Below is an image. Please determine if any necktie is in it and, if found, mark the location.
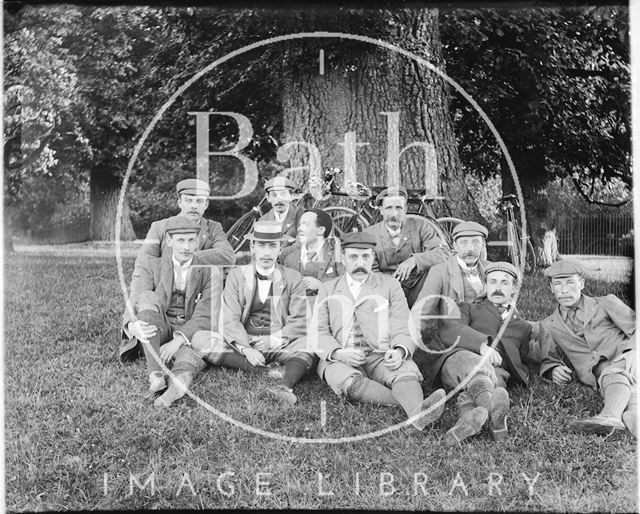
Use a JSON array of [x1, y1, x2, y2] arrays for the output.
[[496, 304, 508, 315], [256, 271, 273, 281], [566, 306, 582, 335]]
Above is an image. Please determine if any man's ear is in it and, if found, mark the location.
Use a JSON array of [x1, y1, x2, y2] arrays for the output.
[[166, 234, 174, 248]]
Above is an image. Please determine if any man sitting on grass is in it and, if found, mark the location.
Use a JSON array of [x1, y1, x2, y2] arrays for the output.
[[137, 178, 235, 265], [433, 262, 532, 446], [194, 220, 316, 406], [538, 260, 636, 437], [311, 231, 446, 432], [120, 215, 223, 408], [279, 208, 343, 303]]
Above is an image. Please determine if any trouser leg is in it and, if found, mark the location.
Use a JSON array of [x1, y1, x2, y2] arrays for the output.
[[137, 309, 171, 375]]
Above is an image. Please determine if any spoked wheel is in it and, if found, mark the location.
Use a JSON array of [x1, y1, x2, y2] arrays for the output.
[[323, 206, 369, 238], [226, 211, 258, 253], [435, 216, 463, 248], [501, 223, 537, 274]]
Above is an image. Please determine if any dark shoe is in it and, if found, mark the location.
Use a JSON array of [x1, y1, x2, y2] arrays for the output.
[[569, 415, 626, 435], [444, 406, 489, 447], [410, 388, 446, 431], [148, 372, 167, 394], [266, 362, 284, 380], [266, 384, 297, 406], [489, 387, 510, 442], [154, 372, 194, 408]]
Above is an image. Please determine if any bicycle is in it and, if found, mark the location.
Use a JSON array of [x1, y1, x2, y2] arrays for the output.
[[486, 193, 536, 274], [225, 168, 343, 253], [321, 178, 455, 249]]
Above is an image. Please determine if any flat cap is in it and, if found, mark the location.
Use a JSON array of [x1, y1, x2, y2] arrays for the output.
[[265, 176, 295, 191], [375, 185, 408, 205], [176, 178, 210, 196], [341, 231, 377, 249], [452, 220, 488, 240], [165, 215, 200, 234], [485, 261, 520, 284], [543, 260, 584, 278], [244, 220, 289, 242]]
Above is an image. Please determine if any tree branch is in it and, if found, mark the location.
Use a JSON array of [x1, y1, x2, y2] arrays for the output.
[[570, 175, 630, 207]]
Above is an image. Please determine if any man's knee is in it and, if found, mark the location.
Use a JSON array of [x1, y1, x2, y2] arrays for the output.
[[171, 345, 206, 375], [287, 352, 318, 371], [191, 330, 228, 365]]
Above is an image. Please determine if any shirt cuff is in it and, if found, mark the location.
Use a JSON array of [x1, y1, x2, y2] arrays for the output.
[[327, 348, 340, 362], [124, 322, 133, 339], [174, 331, 190, 346], [392, 345, 410, 359]]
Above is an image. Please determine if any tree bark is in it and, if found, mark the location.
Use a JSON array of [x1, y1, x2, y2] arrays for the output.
[[90, 167, 136, 241], [280, 9, 479, 219]]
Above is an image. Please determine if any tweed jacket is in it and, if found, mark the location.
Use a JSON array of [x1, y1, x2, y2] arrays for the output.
[[312, 272, 416, 369], [279, 239, 344, 286], [417, 255, 490, 317], [138, 217, 235, 265], [260, 205, 303, 245], [539, 294, 636, 390], [222, 263, 307, 349], [119, 253, 221, 361], [435, 298, 532, 386], [365, 217, 449, 287]]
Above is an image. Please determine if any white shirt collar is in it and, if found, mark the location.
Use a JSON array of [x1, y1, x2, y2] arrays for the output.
[[255, 264, 276, 277], [456, 255, 479, 272], [273, 205, 290, 223], [172, 255, 193, 269], [346, 272, 368, 287], [385, 223, 402, 237]]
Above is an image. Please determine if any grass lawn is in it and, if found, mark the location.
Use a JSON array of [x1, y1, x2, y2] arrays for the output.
[[4, 254, 637, 511]]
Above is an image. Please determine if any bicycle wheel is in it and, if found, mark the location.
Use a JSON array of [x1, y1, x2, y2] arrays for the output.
[[323, 206, 369, 238], [407, 213, 454, 250], [500, 224, 536, 274], [436, 216, 463, 248], [226, 211, 258, 252]]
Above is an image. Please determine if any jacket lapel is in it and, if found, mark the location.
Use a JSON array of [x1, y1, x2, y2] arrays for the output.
[[241, 264, 256, 324], [581, 296, 598, 328], [197, 219, 209, 249], [448, 257, 464, 301], [158, 255, 174, 307], [272, 266, 286, 314]]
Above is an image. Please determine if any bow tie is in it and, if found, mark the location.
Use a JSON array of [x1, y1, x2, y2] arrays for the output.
[[462, 267, 479, 277], [495, 304, 510, 315], [256, 271, 274, 281]]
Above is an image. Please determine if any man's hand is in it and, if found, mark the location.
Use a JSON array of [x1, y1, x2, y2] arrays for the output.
[[384, 348, 404, 370], [393, 256, 417, 282], [128, 320, 157, 342], [479, 342, 502, 367], [159, 337, 183, 364], [334, 348, 366, 367], [241, 346, 266, 367], [550, 365, 573, 385], [302, 276, 322, 292]]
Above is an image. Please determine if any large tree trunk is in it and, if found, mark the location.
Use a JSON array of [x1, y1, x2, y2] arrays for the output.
[[280, 9, 479, 219], [90, 167, 136, 241]]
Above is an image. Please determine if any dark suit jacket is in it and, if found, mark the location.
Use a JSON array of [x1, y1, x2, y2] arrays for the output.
[[428, 297, 532, 387], [260, 205, 303, 246], [138, 217, 235, 265], [222, 263, 307, 349], [539, 294, 636, 390], [119, 253, 222, 362], [279, 239, 344, 289]]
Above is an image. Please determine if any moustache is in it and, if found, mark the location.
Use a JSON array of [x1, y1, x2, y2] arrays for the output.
[[352, 267, 368, 274], [490, 291, 505, 297]]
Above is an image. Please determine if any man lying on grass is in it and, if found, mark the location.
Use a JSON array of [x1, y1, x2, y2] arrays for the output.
[[432, 262, 532, 446], [311, 231, 446, 432], [193, 221, 317, 406], [538, 260, 637, 437], [120, 215, 223, 408]]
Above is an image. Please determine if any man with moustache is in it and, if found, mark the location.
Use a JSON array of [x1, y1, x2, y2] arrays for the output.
[[120, 215, 223, 408], [538, 260, 636, 437], [433, 262, 532, 445], [259, 176, 303, 248], [364, 186, 449, 307], [279, 208, 343, 301], [311, 231, 446, 431], [138, 178, 235, 265], [192, 220, 315, 406]]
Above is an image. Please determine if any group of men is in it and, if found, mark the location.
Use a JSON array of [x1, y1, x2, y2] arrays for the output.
[[120, 177, 637, 444]]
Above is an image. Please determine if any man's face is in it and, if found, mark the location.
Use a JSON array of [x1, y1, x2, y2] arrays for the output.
[[343, 248, 374, 280], [297, 211, 323, 245], [266, 187, 292, 214], [486, 271, 516, 306], [454, 235, 485, 266], [251, 240, 281, 269], [166, 232, 198, 263], [550, 274, 585, 307], [379, 196, 407, 231], [178, 194, 208, 219]]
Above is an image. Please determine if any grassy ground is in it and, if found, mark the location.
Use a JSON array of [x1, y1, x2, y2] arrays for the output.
[[4, 254, 637, 511]]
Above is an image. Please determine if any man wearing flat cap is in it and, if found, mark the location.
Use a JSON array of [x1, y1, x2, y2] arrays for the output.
[[363, 185, 449, 308], [430, 262, 532, 445], [279, 208, 344, 303], [259, 176, 303, 248], [120, 215, 223, 408], [538, 260, 637, 437], [192, 220, 315, 406], [310, 231, 446, 431], [138, 178, 235, 265]]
